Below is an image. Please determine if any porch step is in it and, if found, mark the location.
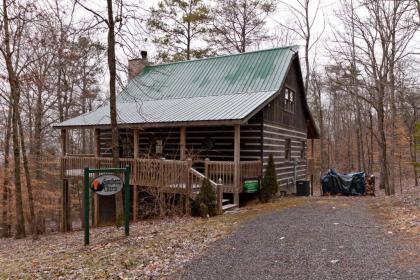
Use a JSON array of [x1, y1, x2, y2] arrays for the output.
[[222, 199, 230, 204], [222, 203, 237, 211]]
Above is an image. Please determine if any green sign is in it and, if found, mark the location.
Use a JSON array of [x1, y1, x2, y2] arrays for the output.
[[243, 179, 260, 193], [84, 166, 131, 246]]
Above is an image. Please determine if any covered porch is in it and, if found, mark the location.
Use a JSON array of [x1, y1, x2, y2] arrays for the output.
[[59, 124, 262, 231]]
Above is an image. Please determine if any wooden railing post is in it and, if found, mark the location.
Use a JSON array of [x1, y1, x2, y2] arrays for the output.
[[160, 158, 165, 187], [185, 158, 192, 215], [216, 178, 223, 215], [59, 129, 72, 232], [204, 158, 209, 177]]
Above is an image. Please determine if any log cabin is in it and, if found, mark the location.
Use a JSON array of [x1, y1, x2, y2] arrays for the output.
[[54, 46, 319, 230]]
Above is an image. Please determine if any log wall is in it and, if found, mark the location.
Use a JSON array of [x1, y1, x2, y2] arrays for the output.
[[262, 57, 309, 193], [97, 121, 262, 163]]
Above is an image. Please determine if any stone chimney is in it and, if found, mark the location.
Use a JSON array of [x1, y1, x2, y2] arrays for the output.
[[128, 51, 149, 80]]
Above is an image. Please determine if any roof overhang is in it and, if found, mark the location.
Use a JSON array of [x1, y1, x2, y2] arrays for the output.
[[53, 91, 276, 130], [54, 119, 244, 130]]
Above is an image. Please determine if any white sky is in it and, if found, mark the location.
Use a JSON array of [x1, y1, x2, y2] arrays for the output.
[[71, 0, 419, 93]]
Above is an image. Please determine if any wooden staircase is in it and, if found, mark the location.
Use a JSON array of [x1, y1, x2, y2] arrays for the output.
[[221, 198, 237, 212], [189, 167, 239, 214]]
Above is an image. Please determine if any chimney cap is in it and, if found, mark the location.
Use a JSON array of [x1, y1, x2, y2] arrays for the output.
[[141, 50, 147, 59]]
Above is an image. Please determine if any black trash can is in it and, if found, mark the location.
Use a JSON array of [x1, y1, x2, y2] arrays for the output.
[[296, 180, 310, 196]]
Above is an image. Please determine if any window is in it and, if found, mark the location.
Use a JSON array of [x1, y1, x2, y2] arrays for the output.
[[155, 139, 163, 155], [300, 141, 306, 159], [284, 88, 295, 113], [285, 139, 291, 160]]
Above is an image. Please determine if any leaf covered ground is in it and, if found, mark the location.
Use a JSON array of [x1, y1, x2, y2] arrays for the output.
[[0, 198, 304, 279], [369, 184, 420, 269]]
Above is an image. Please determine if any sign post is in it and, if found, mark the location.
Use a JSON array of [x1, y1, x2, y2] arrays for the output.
[[83, 166, 131, 246]]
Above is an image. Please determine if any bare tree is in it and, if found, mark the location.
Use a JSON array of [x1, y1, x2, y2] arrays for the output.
[[75, 0, 144, 226], [276, 0, 324, 93], [0, 0, 31, 238], [329, 0, 417, 195], [0, 100, 12, 237]]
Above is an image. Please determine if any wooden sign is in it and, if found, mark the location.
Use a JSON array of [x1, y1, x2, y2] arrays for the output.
[[243, 178, 260, 193], [91, 174, 123, 196]]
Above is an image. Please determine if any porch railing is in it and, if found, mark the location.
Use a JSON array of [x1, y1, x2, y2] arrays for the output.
[[205, 159, 262, 189], [61, 156, 261, 196]]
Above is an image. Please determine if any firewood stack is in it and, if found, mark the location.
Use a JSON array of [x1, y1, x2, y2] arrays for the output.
[[365, 175, 375, 196]]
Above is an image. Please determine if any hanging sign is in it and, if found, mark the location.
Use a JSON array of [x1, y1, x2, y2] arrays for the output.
[[91, 174, 123, 196]]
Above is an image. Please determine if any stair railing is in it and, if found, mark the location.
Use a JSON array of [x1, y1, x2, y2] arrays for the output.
[[189, 167, 224, 215]]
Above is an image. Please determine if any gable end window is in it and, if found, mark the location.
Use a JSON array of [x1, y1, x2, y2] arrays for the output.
[[284, 87, 295, 113]]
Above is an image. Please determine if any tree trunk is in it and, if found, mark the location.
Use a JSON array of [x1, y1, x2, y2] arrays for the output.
[[377, 106, 392, 195], [304, 0, 310, 94], [1, 102, 12, 238], [409, 133, 419, 187], [2, 0, 25, 239], [368, 110, 374, 175], [33, 87, 43, 179], [18, 111, 37, 240], [319, 94, 327, 172], [106, 0, 123, 227], [388, 7, 397, 196]]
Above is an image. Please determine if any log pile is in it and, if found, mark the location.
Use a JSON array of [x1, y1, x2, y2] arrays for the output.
[[365, 175, 375, 196]]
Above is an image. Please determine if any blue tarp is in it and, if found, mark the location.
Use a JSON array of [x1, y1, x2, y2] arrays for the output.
[[321, 169, 365, 195]]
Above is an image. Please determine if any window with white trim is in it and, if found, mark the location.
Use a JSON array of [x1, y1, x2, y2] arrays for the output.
[[284, 87, 295, 113]]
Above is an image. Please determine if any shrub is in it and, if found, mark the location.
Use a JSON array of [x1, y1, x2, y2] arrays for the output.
[[260, 154, 278, 203], [192, 179, 216, 217]]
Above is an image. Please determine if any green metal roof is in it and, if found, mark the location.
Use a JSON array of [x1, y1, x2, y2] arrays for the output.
[[118, 46, 296, 102], [55, 47, 303, 128]]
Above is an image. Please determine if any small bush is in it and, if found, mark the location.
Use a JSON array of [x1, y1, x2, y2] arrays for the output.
[[192, 179, 216, 217], [260, 154, 278, 203]]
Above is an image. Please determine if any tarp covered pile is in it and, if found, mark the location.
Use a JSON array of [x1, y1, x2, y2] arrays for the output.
[[321, 169, 366, 196]]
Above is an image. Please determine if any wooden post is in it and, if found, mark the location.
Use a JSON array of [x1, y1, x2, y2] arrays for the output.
[[133, 129, 139, 158], [60, 129, 72, 232], [217, 178, 223, 215], [93, 128, 100, 227], [180, 126, 186, 160], [233, 124, 240, 206], [185, 158, 192, 215], [133, 129, 139, 222], [311, 138, 315, 196], [204, 158, 209, 177], [60, 179, 71, 232], [61, 129, 67, 156]]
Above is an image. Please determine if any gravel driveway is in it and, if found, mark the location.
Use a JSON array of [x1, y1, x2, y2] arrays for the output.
[[180, 198, 420, 280]]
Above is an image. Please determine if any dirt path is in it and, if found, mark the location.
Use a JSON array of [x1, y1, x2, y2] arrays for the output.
[[180, 198, 420, 280]]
